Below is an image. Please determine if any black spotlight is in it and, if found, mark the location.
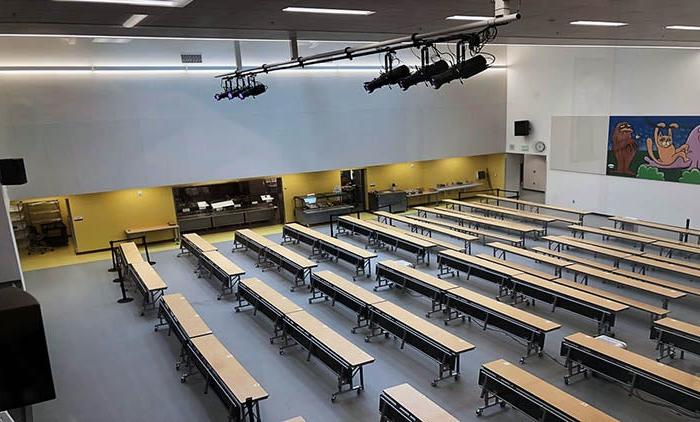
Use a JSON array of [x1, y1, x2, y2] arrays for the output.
[[238, 83, 267, 99], [398, 60, 449, 91], [430, 55, 488, 90], [214, 91, 228, 101], [364, 65, 411, 94]]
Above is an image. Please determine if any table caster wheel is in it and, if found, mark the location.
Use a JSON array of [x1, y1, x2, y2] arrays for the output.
[[384, 333, 390, 339], [279, 350, 285, 355], [364, 337, 370, 343], [351, 329, 356, 334], [180, 377, 186, 384], [431, 381, 437, 387], [476, 409, 483, 416], [331, 395, 337, 402], [564, 378, 569, 385], [176, 363, 181, 370], [235, 309, 240, 313], [154, 327, 158, 332], [140, 312, 145, 317], [454, 374, 460, 381], [500, 402, 506, 408], [519, 357, 525, 364], [357, 389, 361, 396]]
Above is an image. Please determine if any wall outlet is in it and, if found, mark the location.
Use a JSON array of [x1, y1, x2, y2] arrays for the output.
[[520, 145, 530, 152]]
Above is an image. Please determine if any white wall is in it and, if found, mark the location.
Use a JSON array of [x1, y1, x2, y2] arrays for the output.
[[507, 45, 700, 224], [0, 38, 507, 199]]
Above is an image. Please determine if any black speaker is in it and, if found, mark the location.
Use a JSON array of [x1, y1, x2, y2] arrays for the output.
[[0, 288, 56, 411], [514, 120, 530, 137], [0, 158, 27, 185]]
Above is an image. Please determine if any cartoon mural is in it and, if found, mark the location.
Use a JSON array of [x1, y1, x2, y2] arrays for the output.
[[606, 116, 700, 184]]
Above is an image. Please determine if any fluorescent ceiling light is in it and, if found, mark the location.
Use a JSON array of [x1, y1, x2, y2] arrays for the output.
[[282, 7, 375, 16], [92, 37, 132, 43], [122, 14, 148, 28], [666, 25, 700, 31], [570, 20, 628, 27], [445, 15, 492, 21], [52, 0, 193, 7]]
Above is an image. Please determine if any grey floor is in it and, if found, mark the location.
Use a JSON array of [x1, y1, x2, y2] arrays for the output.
[[25, 213, 700, 422]]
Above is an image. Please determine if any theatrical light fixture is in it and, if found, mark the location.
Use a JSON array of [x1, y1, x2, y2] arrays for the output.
[[446, 15, 492, 21], [666, 25, 700, 31], [238, 83, 267, 99], [363, 65, 410, 93], [282, 7, 375, 16], [398, 60, 449, 90], [570, 20, 628, 27], [430, 54, 488, 90], [122, 14, 148, 28]]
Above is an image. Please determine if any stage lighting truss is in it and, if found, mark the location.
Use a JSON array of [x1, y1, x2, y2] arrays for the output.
[[214, 2, 518, 100]]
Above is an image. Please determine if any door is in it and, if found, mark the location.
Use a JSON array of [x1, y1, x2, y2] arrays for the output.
[[523, 154, 547, 192]]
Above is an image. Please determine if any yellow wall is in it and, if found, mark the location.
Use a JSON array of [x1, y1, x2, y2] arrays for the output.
[[281, 170, 340, 223], [68, 187, 177, 253], [366, 153, 506, 195]]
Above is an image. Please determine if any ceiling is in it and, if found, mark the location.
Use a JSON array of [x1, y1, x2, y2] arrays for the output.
[[2, 1, 700, 45]]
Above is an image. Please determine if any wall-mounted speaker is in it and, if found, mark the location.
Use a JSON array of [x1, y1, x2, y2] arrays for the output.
[[0, 288, 56, 411], [0, 159, 27, 185], [514, 120, 531, 137]]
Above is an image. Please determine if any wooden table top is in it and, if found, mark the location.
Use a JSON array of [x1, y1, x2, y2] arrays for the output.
[[534, 247, 618, 273], [482, 359, 618, 421], [652, 240, 700, 255], [266, 243, 318, 269], [382, 383, 459, 422], [240, 278, 303, 315], [448, 287, 560, 332], [610, 216, 700, 236], [125, 223, 179, 235], [162, 293, 212, 338], [235, 229, 277, 248], [440, 207, 540, 233], [614, 268, 700, 297], [488, 242, 575, 268], [476, 195, 591, 215], [286, 310, 375, 367], [374, 212, 478, 242], [202, 251, 245, 277], [567, 236, 643, 256], [513, 273, 629, 313], [440, 250, 524, 277], [476, 254, 557, 280], [191, 335, 269, 403], [285, 223, 377, 259], [363, 220, 436, 248], [444, 199, 557, 223], [372, 301, 475, 353], [281, 418, 306, 422], [655, 317, 700, 338], [567, 264, 685, 299], [130, 261, 167, 291], [314, 270, 385, 306], [120, 242, 144, 265], [642, 252, 700, 271], [550, 277, 669, 317], [378, 260, 458, 292], [625, 255, 700, 278], [543, 236, 633, 260], [565, 332, 700, 393], [569, 225, 656, 244], [183, 233, 217, 252]]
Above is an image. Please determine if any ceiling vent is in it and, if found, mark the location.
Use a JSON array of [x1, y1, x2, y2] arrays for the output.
[[181, 54, 203, 64]]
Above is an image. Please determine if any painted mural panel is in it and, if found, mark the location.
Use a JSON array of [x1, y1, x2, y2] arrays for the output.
[[607, 116, 700, 184]]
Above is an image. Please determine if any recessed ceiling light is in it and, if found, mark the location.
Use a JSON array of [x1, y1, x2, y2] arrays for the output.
[[666, 25, 700, 31], [445, 15, 492, 21], [52, 0, 193, 7], [122, 14, 148, 28], [570, 20, 628, 27], [282, 7, 375, 16]]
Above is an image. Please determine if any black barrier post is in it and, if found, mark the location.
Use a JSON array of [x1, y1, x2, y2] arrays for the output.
[[685, 219, 691, 243], [108, 240, 117, 272], [116, 264, 134, 304], [141, 235, 155, 265]]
